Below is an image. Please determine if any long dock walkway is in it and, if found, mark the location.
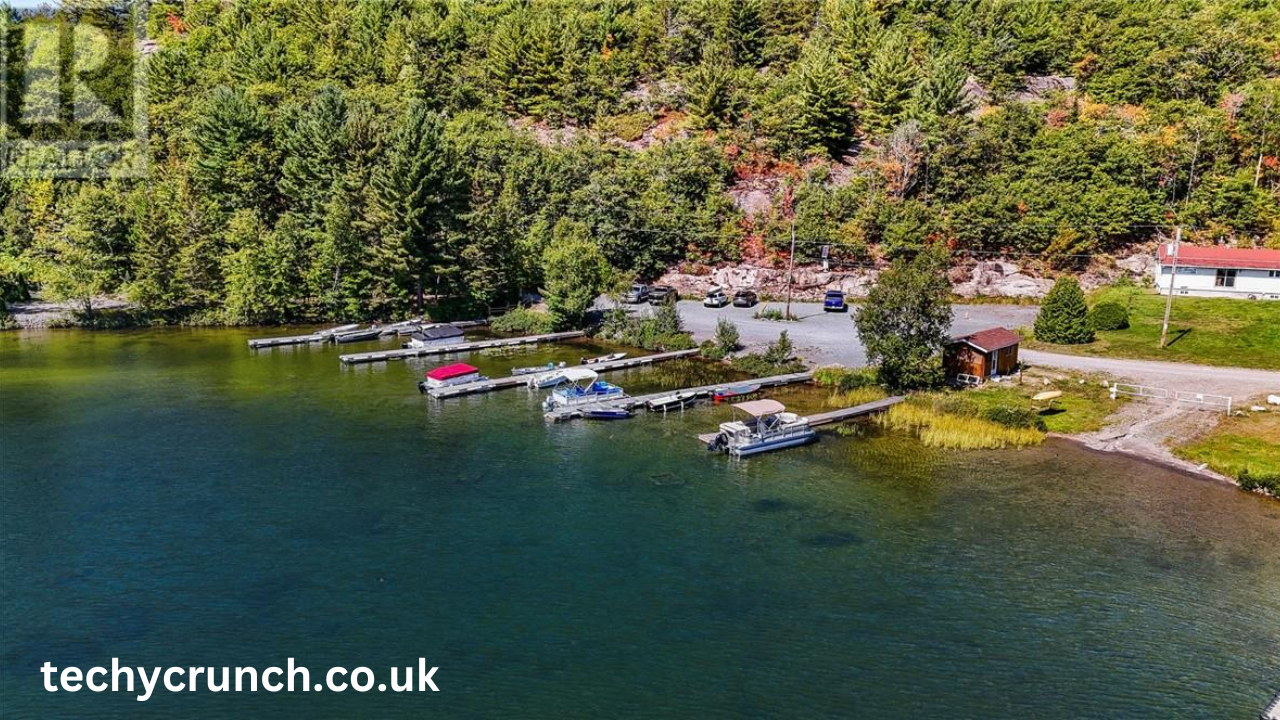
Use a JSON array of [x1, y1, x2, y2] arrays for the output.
[[340, 331, 585, 365], [544, 370, 814, 422], [1263, 687, 1280, 720], [694, 395, 904, 444], [249, 319, 487, 349], [428, 349, 699, 398]]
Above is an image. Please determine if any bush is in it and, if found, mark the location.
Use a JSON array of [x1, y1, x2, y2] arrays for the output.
[[982, 404, 1048, 431], [490, 307, 556, 334], [730, 353, 807, 376], [598, 304, 695, 351], [763, 330, 794, 365], [1034, 276, 1094, 344], [1238, 468, 1280, 496], [813, 366, 878, 391], [713, 317, 740, 355], [754, 307, 784, 321], [1087, 301, 1130, 331]]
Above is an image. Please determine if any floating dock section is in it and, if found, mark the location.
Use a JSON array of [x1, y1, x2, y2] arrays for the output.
[[693, 396, 904, 445], [428, 349, 699, 398], [1263, 688, 1280, 720], [544, 370, 814, 422], [340, 331, 586, 365], [249, 320, 486, 349]]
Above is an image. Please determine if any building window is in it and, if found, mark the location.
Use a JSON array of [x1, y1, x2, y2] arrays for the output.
[[1215, 268, 1237, 287], [1270, 270, 1280, 278]]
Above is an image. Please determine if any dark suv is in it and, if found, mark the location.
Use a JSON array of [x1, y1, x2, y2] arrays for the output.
[[649, 286, 678, 305], [732, 289, 758, 308]]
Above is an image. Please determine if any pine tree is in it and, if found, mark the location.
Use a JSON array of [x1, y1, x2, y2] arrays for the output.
[[279, 85, 350, 223], [685, 59, 735, 129], [792, 42, 855, 155], [371, 102, 464, 308], [821, 0, 882, 70], [910, 53, 972, 122], [1034, 276, 1094, 344], [726, 0, 764, 66], [862, 30, 918, 137], [191, 86, 277, 210]]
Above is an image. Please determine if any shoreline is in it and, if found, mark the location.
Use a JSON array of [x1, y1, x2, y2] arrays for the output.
[[1052, 433, 1236, 487]]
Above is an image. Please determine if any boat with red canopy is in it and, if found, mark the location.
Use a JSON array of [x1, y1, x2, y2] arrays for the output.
[[418, 363, 487, 392]]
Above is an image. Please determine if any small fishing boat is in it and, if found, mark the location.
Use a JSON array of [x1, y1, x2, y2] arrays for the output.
[[511, 361, 566, 376], [646, 391, 701, 412], [317, 323, 360, 338], [705, 399, 816, 457], [584, 407, 633, 420], [542, 368, 626, 410], [580, 352, 627, 365], [333, 327, 382, 344], [712, 383, 761, 403], [418, 363, 487, 393], [404, 325, 464, 349]]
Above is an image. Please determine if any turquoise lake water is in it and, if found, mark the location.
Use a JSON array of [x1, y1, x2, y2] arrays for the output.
[[2, 328, 1278, 718]]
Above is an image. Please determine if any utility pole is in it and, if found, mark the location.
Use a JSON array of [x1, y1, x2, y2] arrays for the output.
[[1159, 225, 1181, 348], [784, 219, 796, 321]]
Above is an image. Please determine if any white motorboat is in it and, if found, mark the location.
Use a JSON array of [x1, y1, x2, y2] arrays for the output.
[[511, 361, 566, 377], [705, 399, 816, 457], [404, 325, 464, 349], [646, 391, 701, 412], [579, 352, 627, 365]]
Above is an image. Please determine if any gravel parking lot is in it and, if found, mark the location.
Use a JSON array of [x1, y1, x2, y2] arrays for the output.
[[615, 298, 1040, 367]]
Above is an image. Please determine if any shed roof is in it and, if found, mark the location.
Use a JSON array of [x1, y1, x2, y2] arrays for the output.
[[733, 399, 786, 417], [1157, 245, 1280, 270], [950, 327, 1021, 353]]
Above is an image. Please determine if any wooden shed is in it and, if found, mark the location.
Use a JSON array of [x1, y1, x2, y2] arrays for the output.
[[944, 327, 1021, 382]]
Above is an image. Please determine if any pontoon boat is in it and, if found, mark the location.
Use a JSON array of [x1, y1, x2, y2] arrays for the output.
[[705, 399, 816, 457], [541, 368, 626, 410]]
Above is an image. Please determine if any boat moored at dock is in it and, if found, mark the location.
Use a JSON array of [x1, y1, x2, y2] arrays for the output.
[[580, 352, 627, 365], [712, 383, 761, 403], [512, 361, 566, 376], [646, 391, 702, 412], [705, 399, 816, 457], [418, 363, 488, 393], [333, 327, 384, 344], [541, 368, 626, 410], [584, 407, 634, 420], [404, 325, 465, 349]]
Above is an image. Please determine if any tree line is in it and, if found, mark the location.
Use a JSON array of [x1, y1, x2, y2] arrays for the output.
[[1, 0, 1277, 324]]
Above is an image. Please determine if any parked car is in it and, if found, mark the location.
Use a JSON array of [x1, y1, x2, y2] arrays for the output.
[[732, 289, 759, 308], [703, 287, 730, 308], [622, 283, 650, 303], [649, 286, 678, 305], [823, 289, 847, 312]]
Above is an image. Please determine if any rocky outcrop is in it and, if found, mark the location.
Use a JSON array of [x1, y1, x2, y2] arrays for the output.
[[950, 261, 1053, 298], [655, 264, 878, 301]]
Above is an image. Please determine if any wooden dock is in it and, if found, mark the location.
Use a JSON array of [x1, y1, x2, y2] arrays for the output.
[[544, 370, 814, 422], [340, 331, 586, 365], [428, 349, 699, 398], [249, 319, 487, 349], [695, 396, 904, 444], [1263, 687, 1280, 720]]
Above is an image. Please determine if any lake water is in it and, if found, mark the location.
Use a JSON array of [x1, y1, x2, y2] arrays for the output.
[[2, 328, 1278, 718]]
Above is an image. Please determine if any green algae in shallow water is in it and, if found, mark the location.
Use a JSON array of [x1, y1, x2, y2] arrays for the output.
[[1, 328, 1279, 719]]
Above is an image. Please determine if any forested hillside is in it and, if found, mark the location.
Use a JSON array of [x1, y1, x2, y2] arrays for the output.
[[2, 0, 1278, 323]]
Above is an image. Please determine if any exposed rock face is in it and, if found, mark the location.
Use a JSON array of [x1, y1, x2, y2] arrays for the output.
[[951, 261, 1053, 298], [655, 264, 878, 301]]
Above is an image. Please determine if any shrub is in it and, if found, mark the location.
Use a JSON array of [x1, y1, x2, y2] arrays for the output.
[[699, 340, 727, 361], [490, 307, 556, 334], [730, 353, 807, 376], [763, 330, 794, 365], [982, 405, 1048, 431], [1034, 276, 1094, 344], [598, 304, 695, 351], [713, 317, 740, 355], [754, 307, 784, 321], [1087, 301, 1130, 331], [813, 366, 878, 391], [1238, 468, 1280, 496]]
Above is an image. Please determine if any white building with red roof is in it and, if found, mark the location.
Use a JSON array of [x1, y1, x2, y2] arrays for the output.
[[1155, 245, 1280, 300]]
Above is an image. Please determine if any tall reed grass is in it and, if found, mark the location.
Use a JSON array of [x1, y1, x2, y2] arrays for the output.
[[877, 402, 1044, 450], [825, 387, 888, 408]]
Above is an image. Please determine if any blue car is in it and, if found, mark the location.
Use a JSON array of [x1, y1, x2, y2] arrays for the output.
[[823, 290, 847, 312]]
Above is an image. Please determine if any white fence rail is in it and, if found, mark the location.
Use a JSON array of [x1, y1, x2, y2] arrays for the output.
[[1109, 383, 1232, 415], [1175, 391, 1233, 414], [1110, 383, 1169, 400], [954, 373, 984, 387]]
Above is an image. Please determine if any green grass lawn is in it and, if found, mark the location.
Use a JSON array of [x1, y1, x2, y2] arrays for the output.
[[1175, 412, 1280, 478], [1024, 285, 1280, 370], [961, 375, 1122, 435]]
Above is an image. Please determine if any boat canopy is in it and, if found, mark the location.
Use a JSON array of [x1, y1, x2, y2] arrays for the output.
[[558, 367, 598, 384], [426, 363, 480, 381], [421, 325, 464, 340], [732, 399, 786, 417]]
